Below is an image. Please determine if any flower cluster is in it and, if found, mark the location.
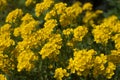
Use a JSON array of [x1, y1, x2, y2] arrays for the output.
[[35, 0, 54, 17], [0, 74, 7, 80], [5, 9, 23, 24], [17, 49, 38, 72], [0, 0, 120, 80], [67, 49, 96, 77], [39, 34, 62, 59], [73, 26, 88, 41], [45, 2, 82, 27], [25, 0, 36, 7], [54, 68, 69, 80]]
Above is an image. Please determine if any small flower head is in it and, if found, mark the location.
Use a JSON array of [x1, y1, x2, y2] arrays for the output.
[[83, 2, 93, 11], [6, 9, 23, 24], [54, 68, 69, 80]]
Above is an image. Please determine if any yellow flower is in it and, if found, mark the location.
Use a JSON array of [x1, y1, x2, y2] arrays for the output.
[[95, 10, 103, 14], [0, 53, 8, 70], [39, 34, 62, 59], [54, 68, 69, 80], [112, 34, 120, 50], [54, 2, 67, 15], [83, 10, 102, 24], [0, 52, 15, 74], [108, 50, 120, 65], [39, 19, 58, 40], [59, 13, 71, 26], [44, 10, 57, 20], [63, 28, 73, 36], [35, 0, 54, 17], [68, 49, 96, 76], [5, 9, 23, 23], [0, 74, 7, 80], [0, 24, 11, 32], [92, 25, 111, 44], [105, 62, 116, 79], [83, 2, 93, 11], [59, 2, 82, 26], [94, 54, 107, 64], [25, 0, 36, 6], [74, 26, 88, 41], [20, 20, 39, 38], [21, 13, 35, 23], [0, 24, 15, 50], [44, 19, 57, 28], [17, 49, 38, 72], [13, 27, 20, 37], [93, 54, 107, 78], [66, 41, 74, 47], [14, 13, 40, 38]]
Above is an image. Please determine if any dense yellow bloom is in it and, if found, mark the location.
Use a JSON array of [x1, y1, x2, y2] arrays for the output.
[[94, 54, 107, 64], [45, 2, 82, 24], [54, 68, 69, 80], [112, 34, 120, 50], [41, 19, 57, 39], [5, 9, 23, 23], [112, 21, 120, 33], [67, 2, 82, 16], [92, 15, 120, 44], [44, 19, 57, 28], [44, 1, 82, 26], [1, 0, 120, 79], [103, 15, 120, 34], [21, 13, 35, 23], [54, 2, 67, 15], [44, 1, 67, 20], [14, 13, 39, 37], [63, 28, 73, 36], [68, 49, 96, 76], [83, 10, 103, 23], [44, 10, 57, 21], [73, 26, 88, 41], [0, 52, 15, 74], [0, 53, 8, 70], [19, 20, 39, 38], [0, 24, 15, 51], [17, 49, 38, 72], [45, 2, 67, 21], [0, 74, 7, 80], [25, 0, 36, 6], [83, 2, 93, 11], [93, 54, 107, 78], [35, 0, 54, 17], [104, 62, 116, 79], [39, 34, 62, 59], [108, 50, 120, 64], [15, 19, 57, 52], [60, 2, 82, 26], [92, 24, 111, 44], [101, 15, 120, 34], [103, 15, 118, 25], [0, 24, 11, 33], [15, 33, 40, 52]]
